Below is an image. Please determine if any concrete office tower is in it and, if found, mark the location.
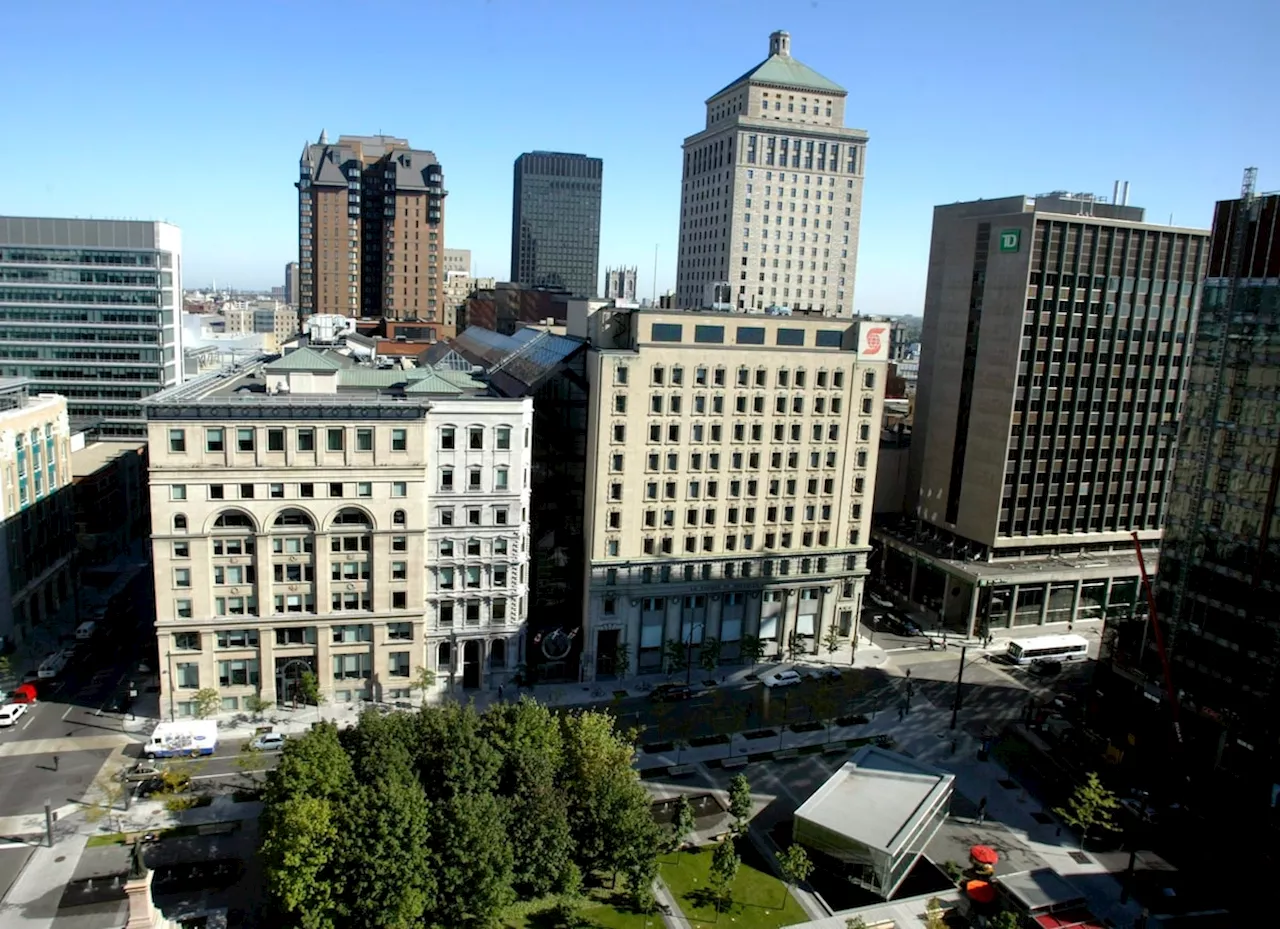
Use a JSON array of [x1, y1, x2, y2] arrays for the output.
[[297, 132, 446, 322], [1099, 181, 1280, 791], [0, 216, 183, 436], [573, 303, 889, 679], [876, 192, 1208, 637], [675, 31, 868, 315], [0, 383, 76, 650], [603, 266, 638, 303], [144, 348, 532, 717], [284, 261, 299, 307], [510, 152, 603, 298], [443, 249, 471, 275]]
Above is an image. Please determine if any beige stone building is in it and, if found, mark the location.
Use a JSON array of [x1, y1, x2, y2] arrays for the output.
[[443, 271, 496, 332], [572, 304, 890, 677], [144, 348, 532, 718], [675, 31, 868, 315], [0, 382, 77, 651]]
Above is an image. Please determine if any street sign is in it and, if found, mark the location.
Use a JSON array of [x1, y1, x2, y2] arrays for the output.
[[999, 229, 1021, 252]]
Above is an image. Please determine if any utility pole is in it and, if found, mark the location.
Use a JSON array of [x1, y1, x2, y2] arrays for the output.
[[44, 799, 54, 848], [950, 646, 967, 730]]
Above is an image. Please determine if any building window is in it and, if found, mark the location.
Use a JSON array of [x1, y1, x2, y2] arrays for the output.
[[391, 429, 407, 451], [356, 428, 373, 451], [173, 514, 187, 532], [237, 428, 255, 452], [388, 622, 412, 640], [441, 426, 456, 450], [173, 541, 189, 558], [175, 663, 200, 689], [495, 467, 509, 490], [327, 428, 344, 451], [168, 429, 186, 453], [218, 659, 260, 688], [469, 427, 484, 450], [358, 482, 372, 497], [170, 485, 187, 501], [174, 631, 199, 650], [392, 591, 408, 609], [174, 568, 191, 588], [268, 429, 285, 451], [205, 428, 224, 452], [175, 599, 193, 619], [392, 482, 407, 497], [297, 428, 315, 451], [388, 652, 410, 677], [496, 427, 511, 450]]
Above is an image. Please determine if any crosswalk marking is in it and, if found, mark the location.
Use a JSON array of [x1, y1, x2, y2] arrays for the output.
[[0, 735, 132, 757]]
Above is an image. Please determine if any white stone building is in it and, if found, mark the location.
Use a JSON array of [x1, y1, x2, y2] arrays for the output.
[[144, 347, 532, 718], [675, 31, 868, 315]]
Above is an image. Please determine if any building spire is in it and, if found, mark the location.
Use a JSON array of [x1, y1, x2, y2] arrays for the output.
[[769, 30, 791, 58], [318, 128, 328, 145]]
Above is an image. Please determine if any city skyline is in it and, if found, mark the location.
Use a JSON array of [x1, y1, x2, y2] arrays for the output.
[[1, 1, 1272, 315]]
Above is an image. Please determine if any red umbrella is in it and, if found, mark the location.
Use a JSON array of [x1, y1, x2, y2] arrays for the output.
[[966, 880, 997, 903], [970, 844, 999, 865]]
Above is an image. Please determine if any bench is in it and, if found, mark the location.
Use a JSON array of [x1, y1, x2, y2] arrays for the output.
[[822, 741, 848, 754], [667, 764, 697, 777], [773, 748, 799, 760], [721, 756, 750, 770]]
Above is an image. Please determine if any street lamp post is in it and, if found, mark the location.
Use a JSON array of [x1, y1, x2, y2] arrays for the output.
[[165, 650, 175, 722]]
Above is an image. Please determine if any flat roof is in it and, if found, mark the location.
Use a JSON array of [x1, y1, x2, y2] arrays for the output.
[[72, 440, 144, 478], [794, 746, 954, 855], [998, 869, 1087, 913]]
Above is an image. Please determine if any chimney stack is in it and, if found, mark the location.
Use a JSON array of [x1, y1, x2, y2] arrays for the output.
[[1112, 180, 1120, 204], [1122, 181, 1130, 206]]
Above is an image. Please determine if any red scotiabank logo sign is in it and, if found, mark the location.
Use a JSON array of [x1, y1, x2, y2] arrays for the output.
[[863, 326, 887, 356]]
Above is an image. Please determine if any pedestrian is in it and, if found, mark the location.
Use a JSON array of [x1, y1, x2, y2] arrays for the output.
[[52, 754, 59, 772], [976, 796, 987, 824], [497, 684, 504, 701], [898, 704, 905, 721]]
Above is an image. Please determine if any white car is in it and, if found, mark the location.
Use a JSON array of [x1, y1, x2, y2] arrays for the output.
[[0, 703, 28, 727], [762, 669, 803, 689]]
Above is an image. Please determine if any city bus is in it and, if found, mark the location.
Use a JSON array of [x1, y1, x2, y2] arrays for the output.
[[1005, 634, 1089, 665]]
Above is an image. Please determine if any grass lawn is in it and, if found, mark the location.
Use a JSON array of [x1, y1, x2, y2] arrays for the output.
[[659, 845, 807, 928], [84, 822, 209, 848], [502, 884, 665, 929]]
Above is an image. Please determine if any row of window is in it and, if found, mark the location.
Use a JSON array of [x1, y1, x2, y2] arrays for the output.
[[602, 554, 857, 586], [617, 364, 861, 390], [171, 653, 416, 690], [613, 420, 849, 445], [634, 392, 855, 417], [172, 623, 415, 651], [612, 448, 871, 477], [170, 503, 518, 535], [171, 482, 412, 502]]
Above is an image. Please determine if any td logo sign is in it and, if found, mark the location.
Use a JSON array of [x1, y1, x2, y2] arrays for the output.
[[999, 229, 1021, 253]]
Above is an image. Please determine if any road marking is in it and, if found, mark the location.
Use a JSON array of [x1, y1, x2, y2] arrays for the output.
[[61, 704, 75, 721], [0, 735, 131, 757], [20, 710, 35, 731]]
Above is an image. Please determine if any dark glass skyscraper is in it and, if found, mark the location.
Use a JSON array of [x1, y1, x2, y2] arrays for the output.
[[510, 152, 602, 298]]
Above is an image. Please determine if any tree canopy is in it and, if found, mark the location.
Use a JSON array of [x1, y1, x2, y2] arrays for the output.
[[259, 698, 661, 929]]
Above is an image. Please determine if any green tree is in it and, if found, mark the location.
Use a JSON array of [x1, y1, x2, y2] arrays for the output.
[[1054, 771, 1120, 850], [622, 855, 657, 913], [662, 638, 686, 676], [740, 634, 766, 667], [777, 844, 813, 906], [0, 654, 12, 683], [989, 911, 1021, 929], [846, 918, 870, 929], [728, 774, 753, 833], [295, 671, 325, 714], [560, 711, 662, 883], [413, 665, 436, 706], [193, 687, 221, 719], [244, 693, 273, 720], [822, 623, 844, 655], [698, 637, 722, 674], [709, 838, 740, 911], [612, 640, 631, 678], [785, 631, 804, 662], [671, 794, 696, 854], [260, 795, 343, 929], [412, 702, 501, 801], [429, 792, 515, 929], [924, 897, 948, 929]]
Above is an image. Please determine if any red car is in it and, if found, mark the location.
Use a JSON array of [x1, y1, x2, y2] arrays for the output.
[[9, 682, 38, 704]]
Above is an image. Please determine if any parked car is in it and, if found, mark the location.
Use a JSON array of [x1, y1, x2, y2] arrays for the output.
[[648, 683, 695, 702], [868, 593, 895, 610], [0, 703, 28, 727], [762, 669, 803, 689], [249, 732, 287, 752], [1029, 659, 1063, 677], [806, 667, 842, 683]]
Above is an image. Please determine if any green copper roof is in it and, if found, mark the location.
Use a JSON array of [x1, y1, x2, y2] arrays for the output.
[[264, 348, 344, 372], [714, 54, 845, 98]]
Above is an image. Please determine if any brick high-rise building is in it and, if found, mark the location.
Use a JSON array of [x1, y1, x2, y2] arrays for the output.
[[297, 132, 446, 323], [675, 31, 868, 315]]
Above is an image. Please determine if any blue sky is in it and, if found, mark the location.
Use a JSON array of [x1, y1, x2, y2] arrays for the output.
[[1, 0, 1275, 315]]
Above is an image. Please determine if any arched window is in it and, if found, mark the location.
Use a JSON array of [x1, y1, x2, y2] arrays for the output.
[[212, 510, 255, 530], [331, 508, 371, 528], [392, 509, 406, 526], [173, 514, 188, 532], [273, 508, 314, 529], [437, 641, 452, 671]]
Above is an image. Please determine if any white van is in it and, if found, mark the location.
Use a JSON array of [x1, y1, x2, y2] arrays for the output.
[[75, 621, 97, 641], [143, 720, 219, 758], [37, 650, 71, 679]]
